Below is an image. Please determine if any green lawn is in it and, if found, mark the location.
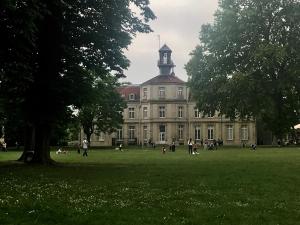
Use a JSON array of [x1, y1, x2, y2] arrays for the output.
[[0, 147, 300, 225]]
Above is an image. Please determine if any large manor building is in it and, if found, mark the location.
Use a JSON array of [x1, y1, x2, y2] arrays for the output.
[[86, 44, 256, 147]]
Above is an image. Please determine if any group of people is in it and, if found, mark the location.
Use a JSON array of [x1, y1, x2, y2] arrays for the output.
[[160, 138, 223, 155], [60, 137, 258, 156], [56, 148, 68, 154], [161, 141, 176, 154], [188, 138, 200, 155]]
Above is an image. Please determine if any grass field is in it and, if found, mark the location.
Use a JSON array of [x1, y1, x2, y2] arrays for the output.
[[0, 147, 300, 225]]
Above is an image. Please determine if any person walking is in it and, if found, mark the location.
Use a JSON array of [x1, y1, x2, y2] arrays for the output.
[[188, 138, 193, 155], [82, 138, 88, 157]]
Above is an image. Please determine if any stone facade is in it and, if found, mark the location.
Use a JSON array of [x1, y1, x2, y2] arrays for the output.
[[86, 44, 256, 147]]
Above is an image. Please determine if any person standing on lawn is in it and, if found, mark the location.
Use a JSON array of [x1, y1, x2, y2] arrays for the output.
[[188, 138, 193, 155], [82, 138, 88, 157]]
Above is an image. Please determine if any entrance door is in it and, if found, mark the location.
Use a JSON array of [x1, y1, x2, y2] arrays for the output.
[[159, 125, 166, 144]]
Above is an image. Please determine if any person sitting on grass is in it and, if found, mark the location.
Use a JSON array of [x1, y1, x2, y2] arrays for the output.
[[251, 144, 257, 150], [193, 143, 199, 155], [162, 145, 166, 154], [2, 142, 7, 152], [56, 148, 62, 154], [208, 142, 214, 150], [56, 147, 68, 154]]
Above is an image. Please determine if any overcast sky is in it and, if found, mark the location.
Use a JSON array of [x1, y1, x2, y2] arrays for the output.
[[123, 0, 219, 84]]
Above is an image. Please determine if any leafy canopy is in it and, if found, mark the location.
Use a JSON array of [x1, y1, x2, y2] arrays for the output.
[[0, 0, 155, 163], [78, 75, 126, 143], [186, 0, 300, 138]]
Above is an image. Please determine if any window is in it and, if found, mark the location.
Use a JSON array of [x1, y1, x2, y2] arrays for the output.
[[159, 125, 166, 142], [128, 107, 135, 119], [207, 111, 214, 118], [194, 108, 201, 118], [99, 132, 105, 141], [163, 53, 168, 64], [129, 93, 135, 100], [227, 125, 233, 140], [241, 125, 248, 140], [143, 126, 148, 141], [143, 107, 148, 118], [195, 126, 201, 140], [159, 87, 165, 98], [159, 106, 165, 118], [177, 87, 183, 98], [116, 129, 123, 140], [178, 125, 184, 140], [143, 88, 148, 99], [208, 125, 214, 140], [178, 106, 183, 118], [129, 126, 135, 140]]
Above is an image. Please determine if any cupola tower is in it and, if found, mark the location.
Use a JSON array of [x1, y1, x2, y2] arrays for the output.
[[157, 44, 175, 75]]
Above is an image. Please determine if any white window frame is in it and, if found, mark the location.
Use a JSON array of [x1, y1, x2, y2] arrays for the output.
[[99, 132, 105, 141], [128, 107, 135, 119], [159, 125, 166, 142], [143, 88, 148, 99], [195, 126, 201, 140], [129, 93, 135, 100], [159, 87, 165, 98], [178, 125, 184, 140], [178, 106, 183, 118], [241, 125, 248, 141], [177, 87, 183, 97], [129, 126, 135, 140], [116, 129, 123, 140], [227, 125, 233, 140], [207, 111, 214, 118], [143, 107, 148, 118], [163, 53, 168, 64], [159, 106, 165, 118], [194, 108, 201, 118], [143, 126, 148, 141], [208, 125, 214, 140]]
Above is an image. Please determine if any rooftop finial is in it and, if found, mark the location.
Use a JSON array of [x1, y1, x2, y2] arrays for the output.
[[157, 34, 161, 50]]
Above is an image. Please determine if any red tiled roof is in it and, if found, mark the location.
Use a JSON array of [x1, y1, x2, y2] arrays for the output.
[[117, 85, 140, 101], [142, 75, 185, 85]]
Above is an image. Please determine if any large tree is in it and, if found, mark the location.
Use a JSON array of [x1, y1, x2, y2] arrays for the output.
[[78, 75, 126, 144], [0, 0, 155, 163], [186, 0, 300, 140]]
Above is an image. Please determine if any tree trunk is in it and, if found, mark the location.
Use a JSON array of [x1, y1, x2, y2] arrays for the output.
[[84, 130, 92, 147], [18, 124, 35, 161], [18, 123, 54, 164], [31, 123, 54, 164]]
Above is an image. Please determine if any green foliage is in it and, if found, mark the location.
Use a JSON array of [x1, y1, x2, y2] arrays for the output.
[[1, 148, 300, 224], [78, 75, 126, 143], [186, 0, 300, 138], [0, 0, 155, 162]]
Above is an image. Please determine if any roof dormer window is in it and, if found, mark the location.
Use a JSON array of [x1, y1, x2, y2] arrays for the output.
[[129, 93, 135, 100]]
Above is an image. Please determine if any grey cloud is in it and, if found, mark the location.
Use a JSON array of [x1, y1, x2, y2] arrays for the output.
[[124, 0, 219, 84]]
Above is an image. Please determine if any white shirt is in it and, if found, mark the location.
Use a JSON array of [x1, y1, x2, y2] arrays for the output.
[[82, 140, 88, 149]]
